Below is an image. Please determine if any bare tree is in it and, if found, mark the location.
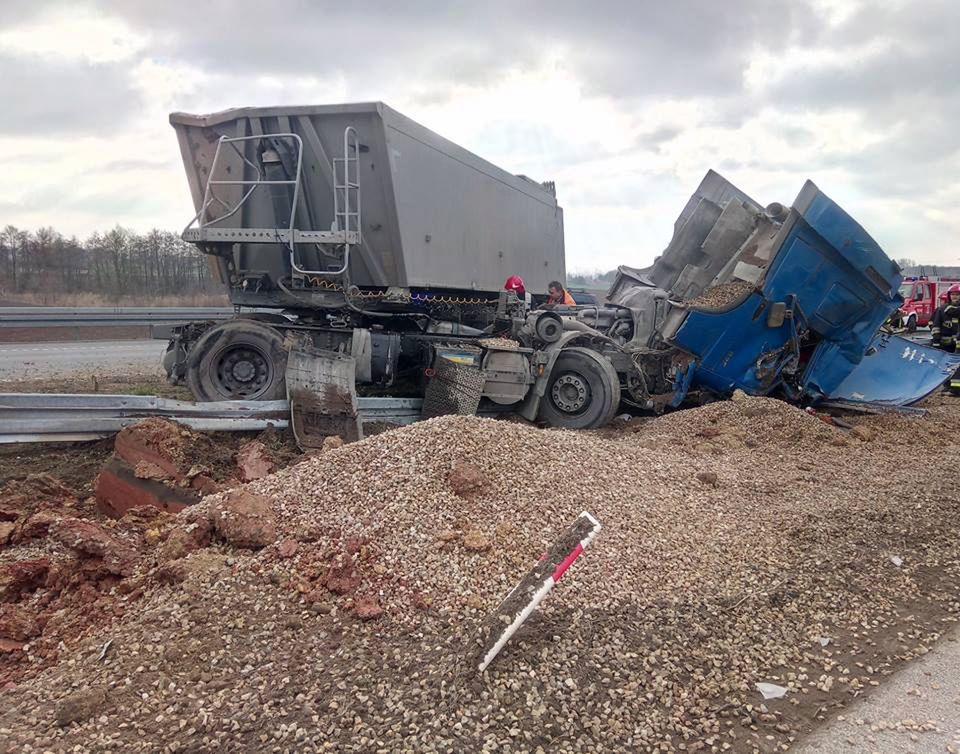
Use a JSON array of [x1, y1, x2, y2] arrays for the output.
[[0, 226, 221, 301], [0, 225, 28, 295]]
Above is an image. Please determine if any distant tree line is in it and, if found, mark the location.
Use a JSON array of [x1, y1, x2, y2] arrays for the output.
[[567, 269, 618, 288], [0, 226, 219, 300], [898, 259, 960, 277]]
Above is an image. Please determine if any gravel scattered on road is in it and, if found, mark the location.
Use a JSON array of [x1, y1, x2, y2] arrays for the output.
[[2, 392, 959, 753]]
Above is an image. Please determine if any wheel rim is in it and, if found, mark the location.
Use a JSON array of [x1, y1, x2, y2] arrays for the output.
[[213, 345, 272, 398], [551, 372, 591, 414]]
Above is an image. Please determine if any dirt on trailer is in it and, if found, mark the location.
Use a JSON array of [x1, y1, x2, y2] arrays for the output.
[[1, 390, 960, 752]]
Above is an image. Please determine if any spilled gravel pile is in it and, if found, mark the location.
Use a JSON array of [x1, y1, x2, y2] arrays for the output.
[[2, 394, 960, 753]]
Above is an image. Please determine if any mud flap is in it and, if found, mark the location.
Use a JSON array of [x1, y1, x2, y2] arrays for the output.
[[285, 338, 362, 449]]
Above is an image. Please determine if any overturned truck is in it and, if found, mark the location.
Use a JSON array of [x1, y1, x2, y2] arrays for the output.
[[163, 102, 958, 430]]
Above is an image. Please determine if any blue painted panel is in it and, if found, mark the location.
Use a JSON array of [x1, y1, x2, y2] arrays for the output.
[[822, 333, 960, 405], [672, 293, 792, 395], [669, 181, 943, 405]]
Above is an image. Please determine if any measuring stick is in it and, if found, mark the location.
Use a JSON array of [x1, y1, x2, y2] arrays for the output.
[[476, 511, 601, 673]]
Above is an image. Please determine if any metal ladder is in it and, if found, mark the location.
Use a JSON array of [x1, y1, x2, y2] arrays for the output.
[[182, 127, 362, 278], [327, 126, 361, 277]]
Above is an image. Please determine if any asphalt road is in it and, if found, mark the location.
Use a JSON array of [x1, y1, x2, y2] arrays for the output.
[[796, 628, 960, 753], [0, 340, 167, 381]]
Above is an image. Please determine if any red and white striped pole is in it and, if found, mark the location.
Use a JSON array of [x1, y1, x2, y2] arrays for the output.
[[476, 511, 601, 673]]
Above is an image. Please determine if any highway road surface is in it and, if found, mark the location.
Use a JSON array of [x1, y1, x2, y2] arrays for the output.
[[0, 340, 167, 381], [796, 627, 960, 753], [0, 329, 940, 383]]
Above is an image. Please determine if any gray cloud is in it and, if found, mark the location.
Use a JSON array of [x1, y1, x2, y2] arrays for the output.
[[0, 53, 142, 135], [0, 0, 44, 25], [95, 2, 529, 90], [636, 125, 684, 150], [83, 0, 959, 140], [92, 158, 179, 173], [2, 0, 958, 266], [550, 2, 821, 100], [94, 0, 824, 103], [0, 181, 171, 219], [759, 2, 959, 117]]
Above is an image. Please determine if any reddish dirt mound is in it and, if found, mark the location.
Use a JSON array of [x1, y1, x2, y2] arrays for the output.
[[97, 419, 301, 518], [0, 497, 163, 686], [0, 419, 305, 689]]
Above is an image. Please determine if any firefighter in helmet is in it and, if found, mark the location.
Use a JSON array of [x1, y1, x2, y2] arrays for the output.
[[931, 284, 960, 352]]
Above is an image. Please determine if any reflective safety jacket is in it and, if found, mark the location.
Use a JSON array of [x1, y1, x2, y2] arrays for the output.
[[931, 302, 960, 350], [547, 289, 576, 305]]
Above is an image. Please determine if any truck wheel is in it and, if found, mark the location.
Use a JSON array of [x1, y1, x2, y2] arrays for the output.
[[185, 320, 287, 402], [538, 347, 621, 429], [906, 314, 917, 333]]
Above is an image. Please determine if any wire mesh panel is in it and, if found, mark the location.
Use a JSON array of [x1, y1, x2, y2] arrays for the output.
[[420, 356, 486, 419]]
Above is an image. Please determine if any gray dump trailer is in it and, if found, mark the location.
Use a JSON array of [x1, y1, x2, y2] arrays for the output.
[[171, 102, 564, 301], [164, 102, 943, 431]]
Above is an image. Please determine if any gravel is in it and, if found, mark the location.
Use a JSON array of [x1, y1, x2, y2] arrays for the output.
[[2, 392, 960, 753], [478, 337, 520, 350], [687, 281, 755, 309]]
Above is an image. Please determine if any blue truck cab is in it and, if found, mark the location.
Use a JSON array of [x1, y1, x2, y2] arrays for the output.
[[610, 173, 959, 409]]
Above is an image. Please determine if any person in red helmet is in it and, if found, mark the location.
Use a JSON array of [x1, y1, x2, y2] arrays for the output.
[[931, 284, 960, 352], [504, 275, 526, 296]]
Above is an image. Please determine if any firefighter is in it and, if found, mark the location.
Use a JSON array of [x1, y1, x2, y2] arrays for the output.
[[931, 284, 960, 352], [546, 280, 576, 306]]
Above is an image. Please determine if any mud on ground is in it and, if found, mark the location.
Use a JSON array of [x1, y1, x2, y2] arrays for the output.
[[0, 374, 192, 400], [0, 375, 384, 497]]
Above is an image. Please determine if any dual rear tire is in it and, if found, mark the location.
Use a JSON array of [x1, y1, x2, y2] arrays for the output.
[[185, 320, 287, 402]]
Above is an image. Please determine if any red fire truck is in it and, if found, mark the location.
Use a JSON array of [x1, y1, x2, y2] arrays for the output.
[[895, 277, 960, 331]]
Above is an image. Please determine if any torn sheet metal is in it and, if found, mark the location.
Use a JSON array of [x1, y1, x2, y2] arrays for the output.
[[815, 333, 960, 406], [666, 177, 952, 406]]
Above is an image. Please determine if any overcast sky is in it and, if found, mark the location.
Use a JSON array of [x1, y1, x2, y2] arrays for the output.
[[1, 0, 957, 273]]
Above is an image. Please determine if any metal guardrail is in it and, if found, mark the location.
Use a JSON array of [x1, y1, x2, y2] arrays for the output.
[[0, 307, 235, 328], [0, 393, 424, 443]]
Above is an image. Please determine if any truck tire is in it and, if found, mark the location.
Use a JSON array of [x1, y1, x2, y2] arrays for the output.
[[538, 347, 621, 429], [906, 314, 917, 332], [185, 320, 287, 402]]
